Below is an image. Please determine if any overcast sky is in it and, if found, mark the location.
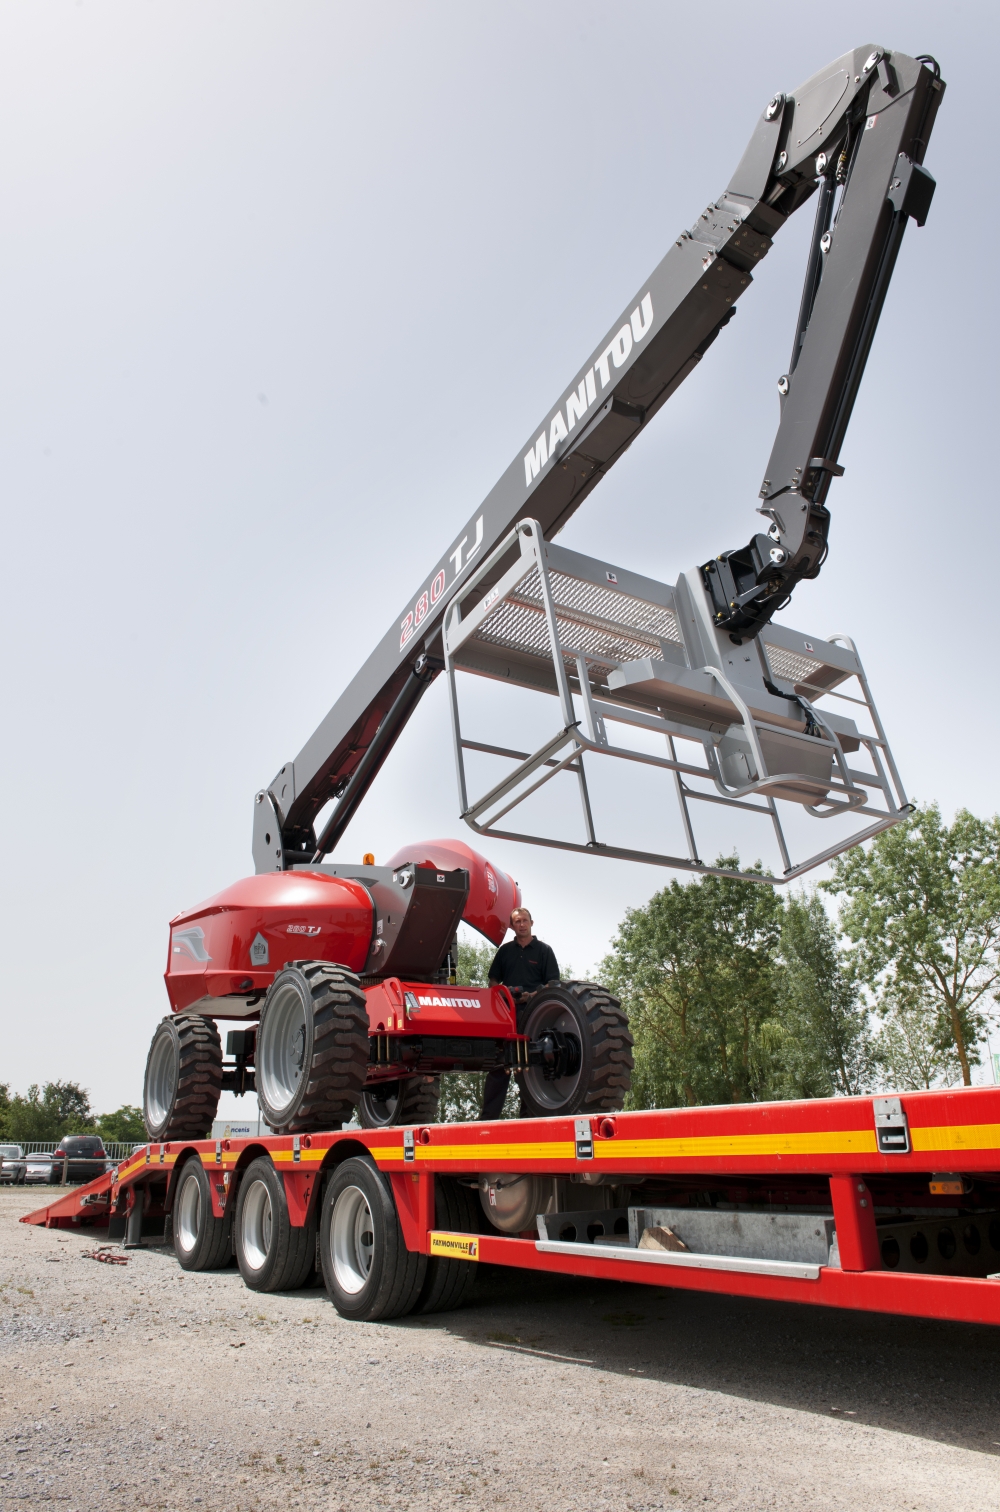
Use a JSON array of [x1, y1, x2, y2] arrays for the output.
[[2, 2, 997, 1114]]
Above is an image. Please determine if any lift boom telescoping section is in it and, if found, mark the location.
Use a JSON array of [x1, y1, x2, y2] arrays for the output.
[[253, 45, 943, 875]]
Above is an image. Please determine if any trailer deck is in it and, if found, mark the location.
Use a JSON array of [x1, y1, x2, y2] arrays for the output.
[[22, 1086, 1000, 1327]]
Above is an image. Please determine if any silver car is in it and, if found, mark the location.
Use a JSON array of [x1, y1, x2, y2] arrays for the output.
[[23, 1151, 57, 1185], [0, 1145, 25, 1184]]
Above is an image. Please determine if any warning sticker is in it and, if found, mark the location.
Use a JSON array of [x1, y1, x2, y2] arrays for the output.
[[429, 1231, 479, 1261]]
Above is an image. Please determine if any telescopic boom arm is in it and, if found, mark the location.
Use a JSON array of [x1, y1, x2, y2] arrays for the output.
[[252, 44, 943, 874]]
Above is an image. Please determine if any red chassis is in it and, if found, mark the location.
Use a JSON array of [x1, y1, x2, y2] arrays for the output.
[[23, 1085, 1000, 1329]]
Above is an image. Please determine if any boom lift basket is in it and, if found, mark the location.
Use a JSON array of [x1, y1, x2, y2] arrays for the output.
[[443, 520, 909, 884]]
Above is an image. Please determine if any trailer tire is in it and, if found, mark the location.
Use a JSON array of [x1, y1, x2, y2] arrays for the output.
[[144, 1014, 223, 1141], [172, 1155, 232, 1271], [413, 1177, 479, 1315], [256, 962, 370, 1134], [516, 981, 633, 1119], [357, 1076, 441, 1129], [319, 1156, 426, 1322], [234, 1155, 316, 1292]]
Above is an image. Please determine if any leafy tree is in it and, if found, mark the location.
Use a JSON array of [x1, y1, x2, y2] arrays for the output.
[[775, 893, 876, 1098], [825, 805, 1000, 1086], [0, 1083, 10, 1138], [96, 1105, 147, 1143], [3, 1082, 96, 1142], [601, 859, 785, 1108], [874, 991, 963, 1090]]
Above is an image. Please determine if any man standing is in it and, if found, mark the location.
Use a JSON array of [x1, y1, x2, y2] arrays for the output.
[[480, 907, 560, 1120]]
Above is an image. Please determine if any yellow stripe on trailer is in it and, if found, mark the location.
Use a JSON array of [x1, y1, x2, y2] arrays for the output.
[[593, 1129, 879, 1161], [911, 1122, 1000, 1155]]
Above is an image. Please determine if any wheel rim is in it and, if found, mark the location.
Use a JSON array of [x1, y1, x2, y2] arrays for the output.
[[258, 980, 308, 1118], [360, 1084, 402, 1127], [241, 1179, 274, 1270], [175, 1171, 202, 1256], [331, 1185, 374, 1294], [145, 1029, 179, 1128], [521, 995, 584, 1111]]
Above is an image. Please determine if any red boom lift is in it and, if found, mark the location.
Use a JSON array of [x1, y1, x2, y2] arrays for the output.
[[29, 45, 996, 1333]]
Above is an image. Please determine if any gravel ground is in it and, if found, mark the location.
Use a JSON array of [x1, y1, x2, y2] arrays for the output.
[[1, 1186, 998, 1512]]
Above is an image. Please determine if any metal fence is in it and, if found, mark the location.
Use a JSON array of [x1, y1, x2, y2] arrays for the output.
[[14, 1141, 142, 1162]]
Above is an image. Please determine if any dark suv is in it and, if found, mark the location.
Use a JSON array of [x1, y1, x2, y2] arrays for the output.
[[51, 1136, 108, 1184]]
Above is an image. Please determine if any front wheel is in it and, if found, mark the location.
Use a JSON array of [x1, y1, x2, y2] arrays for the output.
[[517, 982, 633, 1119], [319, 1156, 425, 1321], [357, 1077, 441, 1129], [256, 962, 370, 1134]]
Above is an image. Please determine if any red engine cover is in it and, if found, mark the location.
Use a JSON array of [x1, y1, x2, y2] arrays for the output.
[[385, 838, 519, 946], [165, 872, 373, 1016]]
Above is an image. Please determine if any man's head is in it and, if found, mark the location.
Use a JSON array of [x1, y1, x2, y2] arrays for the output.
[[510, 907, 533, 944]]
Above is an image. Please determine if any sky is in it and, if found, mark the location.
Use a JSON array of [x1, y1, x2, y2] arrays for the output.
[[1, 2, 997, 1115]]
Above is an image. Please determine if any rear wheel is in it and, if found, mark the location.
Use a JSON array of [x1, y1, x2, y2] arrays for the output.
[[319, 1156, 425, 1321], [172, 1156, 232, 1271], [517, 982, 633, 1119], [234, 1155, 316, 1292], [414, 1177, 479, 1315], [144, 1014, 223, 1141], [357, 1077, 441, 1129], [256, 962, 370, 1134]]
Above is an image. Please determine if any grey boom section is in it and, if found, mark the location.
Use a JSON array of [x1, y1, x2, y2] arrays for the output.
[[254, 43, 942, 871]]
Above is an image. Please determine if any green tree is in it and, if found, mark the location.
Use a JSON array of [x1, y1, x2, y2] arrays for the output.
[[775, 893, 876, 1098], [3, 1082, 96, 1142], [824, 805, 1000, 1086], [601, 859, 785, 1109], [0, 1083, 10, 1139], [96, 1105, 147, 1143]]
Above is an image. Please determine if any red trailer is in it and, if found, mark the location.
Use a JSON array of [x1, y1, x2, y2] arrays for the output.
[[22, 1085, 1000, 1328]]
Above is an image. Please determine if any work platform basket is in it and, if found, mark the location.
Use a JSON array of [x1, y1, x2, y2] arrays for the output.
[[441, 520, 908, 884]]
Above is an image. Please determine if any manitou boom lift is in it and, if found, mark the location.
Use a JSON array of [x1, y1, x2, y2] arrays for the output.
[[28, 45, 995, 1338], [141, 48, 941, 1158]]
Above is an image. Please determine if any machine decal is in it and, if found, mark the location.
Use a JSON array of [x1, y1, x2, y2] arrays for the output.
[[286, 924, 321, 936], [430, 1232, 479, 1260], [523, 293, 653, 486], [249, 932, 269, 966], [415, 995, 481, 1009], [172, 926, 210, 963]]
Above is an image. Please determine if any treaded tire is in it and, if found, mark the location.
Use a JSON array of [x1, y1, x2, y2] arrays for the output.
[[319, 1155, 426, 1322], [234, 1155, 316, 1293], [413, 1177, 479, 1315], [516, 981, 633, 1119], [172, 1155, 232, 1271], [144, 1014, 223, 1141], [256, 961, 370, 1134], [357, 1076, 441, 1129]]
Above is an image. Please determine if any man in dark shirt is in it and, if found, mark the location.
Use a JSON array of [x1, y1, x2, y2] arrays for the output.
[[480, 907, 560, 1120]]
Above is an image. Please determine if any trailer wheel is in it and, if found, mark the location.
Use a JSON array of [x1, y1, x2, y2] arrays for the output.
[[234, 1155, 316, 1292], [256, 961, 369, 1134], [172, 1156, 232, 1271], [517, 981, 633, 1119], [413, 1177, 479, 1315], [144, 1014, 223, 1141], [357, 1077, 441, 1129], [319, 1156, 426, 1321]]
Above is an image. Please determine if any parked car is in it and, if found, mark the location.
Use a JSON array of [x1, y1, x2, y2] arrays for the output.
[[50, 1136, 108, 1184], [0, 1145, 26, 1184], [24, 1151, 57, 1184]]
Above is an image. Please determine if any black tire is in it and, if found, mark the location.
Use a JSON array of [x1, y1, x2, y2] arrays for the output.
[[516, 981, 633, 1119], [172, 1155, 232, 1271], [256, 961, 370, 1134], [234, 1155, 316, 1292], [143, 1014, 223, 1141], [357, 1076, 441, 1129], [414, 1177, 479, 1315], [319, 1156, 426, 1322]]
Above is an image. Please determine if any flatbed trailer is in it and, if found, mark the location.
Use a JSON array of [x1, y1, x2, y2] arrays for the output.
[[22, 1086, 1000, 1328]]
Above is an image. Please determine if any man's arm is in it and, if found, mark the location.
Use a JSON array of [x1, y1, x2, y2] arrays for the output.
[[487, 942, 506, 987], [543, 943, 560, 983]]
